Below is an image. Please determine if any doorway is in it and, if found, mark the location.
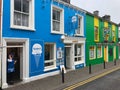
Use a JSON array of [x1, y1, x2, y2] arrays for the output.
[[104, 46, 108, 62], [65, 45, 72, 69], [7, 47, 23, 83], [7, 42, 23, 84], [1, 38, 29, 88]]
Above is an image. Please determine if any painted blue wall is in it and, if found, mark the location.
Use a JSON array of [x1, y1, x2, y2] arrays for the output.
[[2, 0, 86, 77]]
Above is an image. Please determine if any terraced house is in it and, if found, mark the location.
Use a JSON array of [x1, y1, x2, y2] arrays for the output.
[[86, 11, 119, 66], [0, 0, 86, 88], [0, 0, 119, 89]]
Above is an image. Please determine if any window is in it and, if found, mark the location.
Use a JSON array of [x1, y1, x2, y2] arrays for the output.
[[112, 31, 116, 42], [44, 43, 56, 70], [51, 6, 64, 34], [94, 26, 99, 42], [75, 15, 84, 36], [74, 44, 84, 64], [89, 46, 96, 59], [11, 0, 34, 30], [103, 28, 110, 41], [97, 46, 102, 58]]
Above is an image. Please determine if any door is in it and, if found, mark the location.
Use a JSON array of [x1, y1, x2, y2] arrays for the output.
[[113, 46, 116, 60], [104, 46, 108, 62], [7, 47, 23, 83], [65, 46, 72, 69]]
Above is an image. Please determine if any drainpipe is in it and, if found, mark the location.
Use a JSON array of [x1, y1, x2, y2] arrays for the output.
[[0, 0, 3, 89]]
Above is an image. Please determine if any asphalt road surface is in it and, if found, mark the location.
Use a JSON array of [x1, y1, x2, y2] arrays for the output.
[[74, 69, 120, 90]]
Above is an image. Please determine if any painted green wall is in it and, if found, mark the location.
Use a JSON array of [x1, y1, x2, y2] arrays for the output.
[[86, 13, 119, 66]]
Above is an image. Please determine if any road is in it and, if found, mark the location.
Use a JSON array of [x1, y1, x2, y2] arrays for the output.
[[74, 69, 120, 90]]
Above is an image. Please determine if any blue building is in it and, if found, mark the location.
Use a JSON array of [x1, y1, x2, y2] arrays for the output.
[[1, 0, 86, 88]]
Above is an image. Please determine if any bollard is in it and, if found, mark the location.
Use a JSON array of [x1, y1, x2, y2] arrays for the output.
[[103, 61, 106, 69], [89, 64, 91, 74], [114, 59, 116, 66], [61, 67, 64, 83]]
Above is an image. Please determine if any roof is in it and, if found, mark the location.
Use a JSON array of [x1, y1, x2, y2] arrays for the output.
[[53, 0, 87, 13]]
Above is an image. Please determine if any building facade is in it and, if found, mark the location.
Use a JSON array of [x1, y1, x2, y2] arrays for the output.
[[86, 12, 119, 66], [1, 0, 86, 88]]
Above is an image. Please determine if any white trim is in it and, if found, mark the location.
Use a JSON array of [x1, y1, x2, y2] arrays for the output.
[[51, 5, 64, 34], [2, 38, 29, 88], [44, 43, 57, 71], [74, 15, 84, 36], [10, 0, 35, 31], [44, 67, 58, 72]]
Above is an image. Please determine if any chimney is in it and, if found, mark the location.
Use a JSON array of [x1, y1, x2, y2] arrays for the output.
[[102, 15, 111, 21], [61, 0, 70, 4], [93, 10, 99, 16]]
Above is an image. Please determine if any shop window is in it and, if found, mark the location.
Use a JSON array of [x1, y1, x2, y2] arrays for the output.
[[44, 43, 56, 70], [74, 44, 84, 64], [11, 0, 35, 30], [97, 46, 102, 58], [94, 26, 99, 42], [51, 5, 64, 34], [89, 46, 96, 59]]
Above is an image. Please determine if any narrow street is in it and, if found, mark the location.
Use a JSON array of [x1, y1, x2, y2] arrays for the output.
[[74, 69, 120, 90]]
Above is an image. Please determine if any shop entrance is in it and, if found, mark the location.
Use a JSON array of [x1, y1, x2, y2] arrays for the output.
[[104, 46, 108, 62], [7, 43, 23, 84], [65, 44, 73, 69]]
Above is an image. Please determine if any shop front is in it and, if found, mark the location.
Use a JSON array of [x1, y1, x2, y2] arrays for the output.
[[62, 36, 86, 70]]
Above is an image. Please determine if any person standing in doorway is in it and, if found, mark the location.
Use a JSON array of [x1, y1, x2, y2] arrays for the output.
[[7, 53, 16, 85]]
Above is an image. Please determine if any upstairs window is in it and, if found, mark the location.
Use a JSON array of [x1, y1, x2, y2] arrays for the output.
[[51, 6, 64, 34], [11, 0, 34, 30], [112, 31, 116, 42], [14, 0, 29, 26], [94, 26, 99, 42], [103, 28, 110, 41], [75, 15, 84, 36]]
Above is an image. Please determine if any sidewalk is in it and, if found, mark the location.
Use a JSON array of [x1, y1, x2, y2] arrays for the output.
[[4, 60, 120, 90]]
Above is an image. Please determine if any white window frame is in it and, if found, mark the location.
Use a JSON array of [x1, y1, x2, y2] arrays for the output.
[[10, 0, 35, 31], [44, 43, 57, 71], [75, 15, 84, 36], [119, 30, 120, 38], [74, 44, 84, 65], [89, 46, 96, 60], [51, 5, 64, 34], [97, 46, 102, 58]]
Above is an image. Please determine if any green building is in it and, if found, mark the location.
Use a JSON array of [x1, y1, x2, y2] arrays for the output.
[[86, 11, 119, 66]]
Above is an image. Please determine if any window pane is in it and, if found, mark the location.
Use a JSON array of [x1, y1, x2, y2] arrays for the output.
[[45, 44, 54, 60], [53, 10, 60, 21], [78, 57, 81, 61], [74, 45, 77, 56], [53, 21, 60, 31], [22, 14, 29, 26], [97, 46, 102, 57], [77, 45, 81, 56], [75, 58, 77, 62], [23, 0, 29, 13], [89, 46, 95, 59], [14, 12, 21, 26], [14, 0, 21, 11]]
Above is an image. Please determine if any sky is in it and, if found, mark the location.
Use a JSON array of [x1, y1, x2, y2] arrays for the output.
[[71, 0, 120, 24]]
